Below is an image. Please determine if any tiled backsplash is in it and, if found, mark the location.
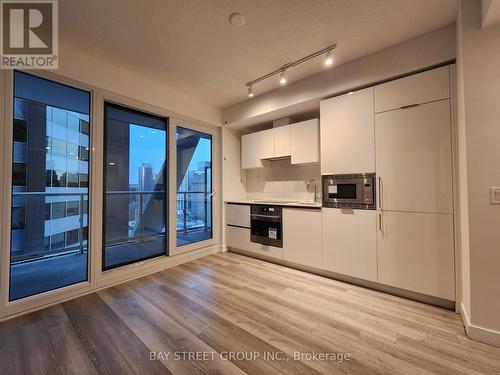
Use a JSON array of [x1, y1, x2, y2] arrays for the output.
[[245, 159, 321, 202]]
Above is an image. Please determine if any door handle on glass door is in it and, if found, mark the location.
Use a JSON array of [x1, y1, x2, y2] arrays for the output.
[[208, 191, 216, 197]]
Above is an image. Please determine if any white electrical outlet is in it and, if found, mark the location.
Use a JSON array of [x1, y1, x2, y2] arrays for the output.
[[490, 187, 500, 204]]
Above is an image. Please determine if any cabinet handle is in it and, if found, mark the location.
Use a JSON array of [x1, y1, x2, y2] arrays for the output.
[[379, 213, 383, 232], [378, 177, 383, 209]]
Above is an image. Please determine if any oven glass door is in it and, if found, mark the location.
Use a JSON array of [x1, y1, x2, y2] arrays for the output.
[[250, 217, 282, 246]]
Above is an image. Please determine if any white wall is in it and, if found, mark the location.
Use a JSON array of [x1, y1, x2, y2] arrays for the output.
[[223, 24, 456, 127], [57, 42, 222, 126], [457, 0, 500, 346]]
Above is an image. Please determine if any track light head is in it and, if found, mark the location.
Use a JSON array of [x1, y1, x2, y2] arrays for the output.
[[248, 85, 254, 97], [325, 49, 334, 66], [280, 70, 287, 85]]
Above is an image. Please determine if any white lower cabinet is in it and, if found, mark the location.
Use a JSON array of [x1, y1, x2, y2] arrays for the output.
[[283, 208, 322, 268], [226, 204, 250, 228], [377, 211, 455, 300], [322, 208, 378, 282], [226, 225, 283, 259]]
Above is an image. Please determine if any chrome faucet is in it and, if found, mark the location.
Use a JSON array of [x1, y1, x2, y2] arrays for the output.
[[307, 178, 320, 203]]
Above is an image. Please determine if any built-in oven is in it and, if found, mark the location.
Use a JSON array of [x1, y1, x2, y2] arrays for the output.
[[250, 205, 283, 247], [322, 173, 376, 209]]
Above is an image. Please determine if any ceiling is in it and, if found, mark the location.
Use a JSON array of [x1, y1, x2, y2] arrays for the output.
[[59, 0, 457, 109]]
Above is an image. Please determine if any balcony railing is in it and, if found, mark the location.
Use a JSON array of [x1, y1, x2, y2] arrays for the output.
[[11, 191, 88, 264], [105, 190, 210, 244], [11, 189, 211, 264], [176, 191, 210, 236], [105, 190, 165, 247]]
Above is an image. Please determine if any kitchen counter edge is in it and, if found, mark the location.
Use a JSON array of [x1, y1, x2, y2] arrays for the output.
[[225, 200, 322, 209]]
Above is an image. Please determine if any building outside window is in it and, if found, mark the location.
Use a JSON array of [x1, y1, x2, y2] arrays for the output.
[[9, 71, 91, 301]]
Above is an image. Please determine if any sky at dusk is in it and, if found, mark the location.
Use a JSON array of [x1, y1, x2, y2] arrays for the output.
[[128, 125, 211, 185]]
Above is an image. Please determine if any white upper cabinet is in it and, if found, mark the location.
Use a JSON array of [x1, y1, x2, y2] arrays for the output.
[[375, 100, 453, 214], [377, 211, 455, 300], [374, 66, 450, 113], [320, 88, 375, 174], [241, 129, 275, 169], [274, 125, 291, 158], [241, 131, 264, 169], [291, 119, 319, 164], [322, 208, 378, 282], [259, 128, 275, 159], [241, 119, 319, 168]]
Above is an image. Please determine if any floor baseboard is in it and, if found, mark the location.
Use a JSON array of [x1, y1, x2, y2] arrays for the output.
[[460, 302, 500, 347]]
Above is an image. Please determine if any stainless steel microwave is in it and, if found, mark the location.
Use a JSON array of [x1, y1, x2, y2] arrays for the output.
[[322, 173, 376, 209]]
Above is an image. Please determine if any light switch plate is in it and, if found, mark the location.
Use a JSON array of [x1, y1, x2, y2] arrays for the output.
[[490, 187, 500, 204]]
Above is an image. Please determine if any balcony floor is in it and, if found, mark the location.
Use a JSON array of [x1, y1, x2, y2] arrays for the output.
[[9, 230, 212, 300], [177, 229, 212, 246], [10, 253, 88, 301]]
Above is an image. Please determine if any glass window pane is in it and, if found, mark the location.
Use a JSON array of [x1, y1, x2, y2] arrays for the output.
[[9, 71, 90, 301], [52, 138, 66, 157], [12, 207, 25, 230], [80, 119, 90, 136], [45, 203, 51, 220], [66, 201, 79, 216], [12, 163, 26, 186], [67, 142, 78, 159], [103, 103, 168, 270], [51, 232, 65, 250], [66, 229, 79, 247], [79, 145, 89, 162], [176, 127, 212, 246], [79, 173, 88, 188], [52, 170, 66, 187], [67, 172, 79, 188], [13, 118, 27, 142]]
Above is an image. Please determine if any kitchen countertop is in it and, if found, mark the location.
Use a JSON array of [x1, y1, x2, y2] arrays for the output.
[[225, 200, 322, 209]]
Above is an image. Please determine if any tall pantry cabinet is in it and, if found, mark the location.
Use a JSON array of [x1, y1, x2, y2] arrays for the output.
[[319, 65, 455, 301], [374, 66, 455, 301]]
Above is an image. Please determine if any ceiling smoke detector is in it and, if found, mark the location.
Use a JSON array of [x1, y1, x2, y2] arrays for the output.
[[229, 12, 245, 27]]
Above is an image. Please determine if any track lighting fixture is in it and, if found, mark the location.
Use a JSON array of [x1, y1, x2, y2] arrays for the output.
[[245, 44, 336, 97]]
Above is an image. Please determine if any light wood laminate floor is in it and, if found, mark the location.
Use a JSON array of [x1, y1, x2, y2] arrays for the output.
[[1, 251, 499, 375]]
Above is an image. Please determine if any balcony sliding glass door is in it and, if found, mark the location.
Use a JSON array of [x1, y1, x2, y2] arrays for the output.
[[103, 103, 168, 270], [9, 71, 91, 301], [176, 127, 212, 246]]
